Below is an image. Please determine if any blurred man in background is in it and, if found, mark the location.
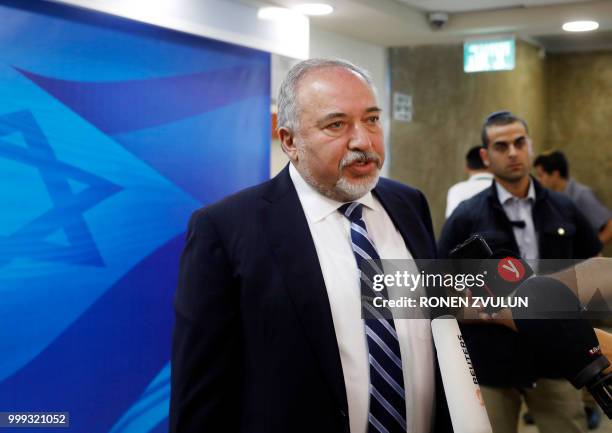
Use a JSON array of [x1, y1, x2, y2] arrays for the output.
[[438, 111, 602, 433], [534, 150, 612, 246], [445, 145, 493, 218]]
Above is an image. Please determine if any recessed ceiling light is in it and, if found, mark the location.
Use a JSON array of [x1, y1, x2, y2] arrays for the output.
[[293, 3, 334, 16], [258, 6, 298, 20], [562, 20, 599, 32]]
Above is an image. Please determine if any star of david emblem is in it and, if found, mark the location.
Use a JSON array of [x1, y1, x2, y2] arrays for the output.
[[0, 110, 122, 268]]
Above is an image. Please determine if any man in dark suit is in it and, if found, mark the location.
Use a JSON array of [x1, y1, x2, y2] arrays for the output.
[[170, 58, 452, 433]]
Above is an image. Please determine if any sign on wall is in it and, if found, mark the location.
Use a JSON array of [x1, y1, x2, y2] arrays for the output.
[[464, 36, 516, 73], [393, 92, 413, 122], [0, 2, 270, 432]]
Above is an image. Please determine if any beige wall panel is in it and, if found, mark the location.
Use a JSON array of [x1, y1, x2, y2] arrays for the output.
[[545, 51, 612, 209], [545, 51, 612, 256], [389, 41, 547, 236]]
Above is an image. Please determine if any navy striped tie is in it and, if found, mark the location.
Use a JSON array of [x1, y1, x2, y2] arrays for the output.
[[338, 202, 407, 433]]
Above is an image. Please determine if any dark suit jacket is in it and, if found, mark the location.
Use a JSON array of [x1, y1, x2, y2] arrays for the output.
[[170, 165, 453, 433]]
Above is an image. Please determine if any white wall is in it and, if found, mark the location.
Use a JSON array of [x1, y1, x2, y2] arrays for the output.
[[48, 0, 309, 59], [271, 26, 390, 177], [310, 27, 388, 112]]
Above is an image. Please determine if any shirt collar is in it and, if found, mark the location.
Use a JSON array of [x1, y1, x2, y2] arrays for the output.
[[469, 172, 494, 182], [563, 178, 576, 195], [289, 162, 376, 223], [495, 177, 536, 205]]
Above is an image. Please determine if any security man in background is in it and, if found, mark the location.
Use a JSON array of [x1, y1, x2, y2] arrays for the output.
[[438, 111, 602, 433]]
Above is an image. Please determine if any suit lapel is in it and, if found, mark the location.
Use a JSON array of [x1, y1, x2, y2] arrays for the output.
[[259, 166, 348, 413], [373, 182, 435, 259]]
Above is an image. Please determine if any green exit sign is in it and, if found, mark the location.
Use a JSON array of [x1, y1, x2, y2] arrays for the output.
[[464, 37, 515, 73]]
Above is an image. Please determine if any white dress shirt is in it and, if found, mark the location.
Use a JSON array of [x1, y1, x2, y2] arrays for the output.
[[289, 163, 435, 433], [495, 180, 539, 260], [445, 172, 494, 218]]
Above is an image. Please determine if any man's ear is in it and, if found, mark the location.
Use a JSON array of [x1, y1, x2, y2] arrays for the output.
[[479, 147, 490, 167], [279, 127, 298, 162], [527, 136, 534, 156]]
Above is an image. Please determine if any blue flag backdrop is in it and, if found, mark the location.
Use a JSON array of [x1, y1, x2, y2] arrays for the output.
[[0, 2, 271, 432]]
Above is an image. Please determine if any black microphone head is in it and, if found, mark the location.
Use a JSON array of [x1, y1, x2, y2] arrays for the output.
[[514, 276, 582, 316], [513, 276, 607, 388]]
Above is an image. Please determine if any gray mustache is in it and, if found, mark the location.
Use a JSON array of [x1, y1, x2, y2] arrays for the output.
[[340, 151, 382, 168]]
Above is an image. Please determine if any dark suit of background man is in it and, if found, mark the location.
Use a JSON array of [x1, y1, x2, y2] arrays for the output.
[[438, 111, 602, 433], [170, 58, 452, 433]]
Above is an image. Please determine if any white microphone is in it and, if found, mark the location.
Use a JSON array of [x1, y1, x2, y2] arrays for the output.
[[431, 315, 492, 433]]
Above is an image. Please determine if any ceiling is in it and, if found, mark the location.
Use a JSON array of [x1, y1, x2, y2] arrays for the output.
[[256, 0, 612, 52], [395, 0, 594, 13]]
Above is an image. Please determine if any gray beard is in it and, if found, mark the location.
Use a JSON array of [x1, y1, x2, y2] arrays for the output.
[[296, 152, 380, 202], [332, 173, 379, 201]]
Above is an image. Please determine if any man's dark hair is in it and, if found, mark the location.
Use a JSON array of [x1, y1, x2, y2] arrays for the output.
[[481, 110, 529, 148], [533, 150, 569, 179], [466, 145, 486, 170]]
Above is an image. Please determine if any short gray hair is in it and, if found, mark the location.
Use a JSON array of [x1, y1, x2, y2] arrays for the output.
[[277, 58, 375, 133]]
